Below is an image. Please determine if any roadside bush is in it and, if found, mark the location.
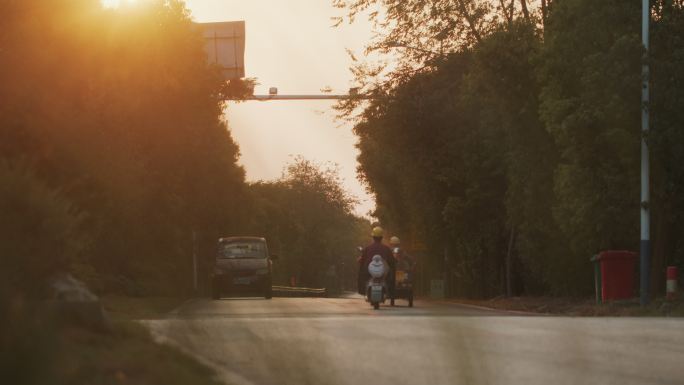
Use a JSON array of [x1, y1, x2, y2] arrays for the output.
[[0, 289, 59, 385], [0, 160, 91, 296]]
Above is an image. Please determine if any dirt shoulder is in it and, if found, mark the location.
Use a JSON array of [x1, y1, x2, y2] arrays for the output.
[[4, 295, 224, 385], [101, 295, 188, 321], [51, 321, 224, 385], [447, 296, 684, 317], [61, 296, 224, 385]]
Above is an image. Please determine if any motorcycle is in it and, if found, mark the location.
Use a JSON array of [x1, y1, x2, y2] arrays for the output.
[[366, 254, 388, 310]]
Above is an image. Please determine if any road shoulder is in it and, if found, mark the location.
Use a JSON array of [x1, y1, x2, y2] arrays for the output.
[[445, 296, 684, 316]]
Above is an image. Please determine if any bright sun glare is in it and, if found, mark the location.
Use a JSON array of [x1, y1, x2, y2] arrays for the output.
[[102, 0, 137, 8]]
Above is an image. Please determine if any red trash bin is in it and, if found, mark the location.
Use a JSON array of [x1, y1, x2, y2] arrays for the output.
[[597, 250, 637, 301]]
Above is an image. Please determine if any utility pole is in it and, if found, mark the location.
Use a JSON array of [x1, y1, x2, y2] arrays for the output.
[[640, 0, 651, 306]]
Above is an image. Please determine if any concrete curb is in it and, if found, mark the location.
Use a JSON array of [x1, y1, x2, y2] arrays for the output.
[[436, 299, 541, 316]]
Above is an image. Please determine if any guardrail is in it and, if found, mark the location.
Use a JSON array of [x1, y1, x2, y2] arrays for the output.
[[271, 286, 327, 298]]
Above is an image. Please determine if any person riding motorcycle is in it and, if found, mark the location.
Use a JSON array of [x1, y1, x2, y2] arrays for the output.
[[390, 236, 415, 273], [357, 226, 395, 295], [389, 236, 416, 306]]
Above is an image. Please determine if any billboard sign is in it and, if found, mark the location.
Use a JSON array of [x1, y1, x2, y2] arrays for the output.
[[198, 21, 245, 80]]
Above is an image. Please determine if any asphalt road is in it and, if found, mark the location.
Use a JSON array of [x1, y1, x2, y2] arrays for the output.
[[145, 296, 684, 385]]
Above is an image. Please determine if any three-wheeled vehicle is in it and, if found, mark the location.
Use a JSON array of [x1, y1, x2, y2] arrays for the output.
[[390, 247, 414, 307]]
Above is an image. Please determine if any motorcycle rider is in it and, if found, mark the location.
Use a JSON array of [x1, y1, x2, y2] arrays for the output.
[[357, 226, 395, 295], [389, 236, 416, 306], [390, 236, 415, 273]]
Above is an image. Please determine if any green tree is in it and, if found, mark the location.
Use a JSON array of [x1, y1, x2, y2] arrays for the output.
[[648, 1, 684, 293], [0, 161, 90, 296], [247, 157, 368, 288], [342, 0, 684, 297], [539, 0, 642, 293], [0, 0, 249, 295]]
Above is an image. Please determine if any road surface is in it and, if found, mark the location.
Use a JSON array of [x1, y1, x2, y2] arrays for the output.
[[145, 296, 684, 385]]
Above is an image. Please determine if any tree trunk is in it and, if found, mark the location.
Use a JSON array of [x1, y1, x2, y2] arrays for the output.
[[498, 0, 516, 27], [651, 203, 672, 299], [520, 0, 530, 21], [456, 0, 483, 43], [505, 224, 516, 297]]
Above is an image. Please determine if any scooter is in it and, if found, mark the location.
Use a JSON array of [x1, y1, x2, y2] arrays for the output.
[[366, 254, 388, 310]]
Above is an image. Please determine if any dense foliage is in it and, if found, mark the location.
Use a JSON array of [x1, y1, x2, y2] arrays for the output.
[[1, 0, 247, 295], [340, 0, 684, 296], [0, 161, 90, 296], [4, 0, 682, 301], [0, 0, 368, 297], [247, 157, 369, 289]]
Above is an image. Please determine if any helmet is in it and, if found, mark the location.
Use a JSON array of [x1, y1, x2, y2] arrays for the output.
[[390, 236, 400, 245], [371, 226, 384, 238]]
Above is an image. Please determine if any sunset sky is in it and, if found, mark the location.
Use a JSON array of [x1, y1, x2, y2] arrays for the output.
[[181, 0, 377, 216]]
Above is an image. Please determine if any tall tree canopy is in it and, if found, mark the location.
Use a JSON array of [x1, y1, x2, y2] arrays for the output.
[[333, 0, 552, 116], [339, 0, 684, 296], [0, 0, 247, 295], [248, 157, 369, 289]]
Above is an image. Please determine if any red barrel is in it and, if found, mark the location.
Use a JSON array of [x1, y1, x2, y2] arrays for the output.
[[598, 250, 637, 301]]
